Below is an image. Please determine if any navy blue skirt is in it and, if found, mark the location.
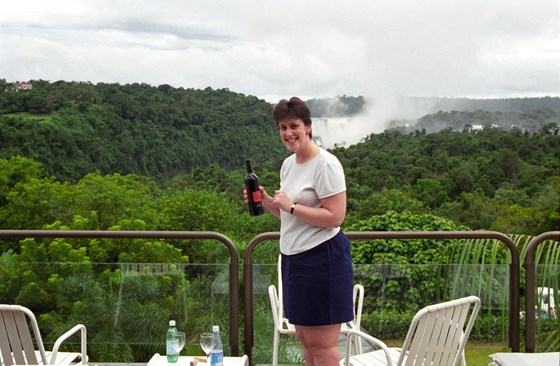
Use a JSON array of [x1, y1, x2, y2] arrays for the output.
[[281, 231, 354, 326]]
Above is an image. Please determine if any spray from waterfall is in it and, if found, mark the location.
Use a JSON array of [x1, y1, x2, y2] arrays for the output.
[[311, 96, 441, 148]]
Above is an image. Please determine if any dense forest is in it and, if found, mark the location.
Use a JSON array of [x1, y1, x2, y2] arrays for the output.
[[1, 79, 558, 235], [0, 79, 288, 181], [1, 79, 558, 361]]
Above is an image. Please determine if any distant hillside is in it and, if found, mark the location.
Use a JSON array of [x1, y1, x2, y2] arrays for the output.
[[306, 95, 560, 118], [413, 96, 560, 113], [388, 108, 560, 134], [1, 78, 558, 181], [306, 95, 366, 117], [385, 96, 560, 134], [0, 79, 287, 181]]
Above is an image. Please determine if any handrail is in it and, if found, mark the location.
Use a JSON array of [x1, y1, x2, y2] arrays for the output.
[[0, 230, 240, 356], [243, 231, 520, 364], [524, 231, 560, 353]]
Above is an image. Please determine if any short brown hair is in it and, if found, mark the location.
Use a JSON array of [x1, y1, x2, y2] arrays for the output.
[[272, 97, 312, 126]]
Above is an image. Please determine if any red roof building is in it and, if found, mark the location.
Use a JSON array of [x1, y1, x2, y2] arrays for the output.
[[13, 81, 33, 90]]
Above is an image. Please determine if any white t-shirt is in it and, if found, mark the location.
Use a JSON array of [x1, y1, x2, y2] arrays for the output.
[[279, 148, 346, 255]]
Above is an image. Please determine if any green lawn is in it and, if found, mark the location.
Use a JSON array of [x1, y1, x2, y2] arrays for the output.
[[465, 341, 507, 366], [384, 340, 505, 366]]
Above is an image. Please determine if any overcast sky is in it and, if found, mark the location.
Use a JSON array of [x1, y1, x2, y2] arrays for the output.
[[1, 0, 559, 103]]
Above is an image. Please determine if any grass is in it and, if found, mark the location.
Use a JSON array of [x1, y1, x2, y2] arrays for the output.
[[5, 112, 53, 123], [465, 341, 507, 366], [382, 340, 505, 366]]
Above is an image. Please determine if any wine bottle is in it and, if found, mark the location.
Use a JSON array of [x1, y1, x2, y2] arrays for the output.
[[245, 159, 264, 216]]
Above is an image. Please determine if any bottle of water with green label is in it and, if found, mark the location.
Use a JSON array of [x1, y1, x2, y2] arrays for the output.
[[209, 325, 223, 366], [166, 320, 179, 363]]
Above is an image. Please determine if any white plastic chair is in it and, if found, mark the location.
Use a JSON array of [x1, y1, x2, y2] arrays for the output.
[[341, 296, 481, 366], [268, 255, 364, 366], [0, 304, 87, 366]]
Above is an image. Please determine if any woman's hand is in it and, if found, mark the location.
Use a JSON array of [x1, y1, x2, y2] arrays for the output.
[[244, 185, 267, 203], [275, 191, 346, 228], [244, 185, 282, 218], [272, 190, 293, 212]]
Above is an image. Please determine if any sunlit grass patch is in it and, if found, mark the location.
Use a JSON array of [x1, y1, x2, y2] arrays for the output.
[[465, 341, 507, 366], [5, 112, 53, 124]]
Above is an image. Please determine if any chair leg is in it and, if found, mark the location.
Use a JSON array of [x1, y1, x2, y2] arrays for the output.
[[352, 334, 363, 355], [347, 333, 361, 356], [272, 330, 280, 366]]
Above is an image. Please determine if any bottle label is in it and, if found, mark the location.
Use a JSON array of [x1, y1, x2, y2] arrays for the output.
[[166, 339, 179, 355], [252, 190, 262, 203], [209, 351, 224, 366]]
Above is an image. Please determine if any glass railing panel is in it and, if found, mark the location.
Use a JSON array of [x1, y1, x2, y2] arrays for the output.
[[0, 261, 230, 363], [533, 263, 559, 352], [250, 262, 511, 364]]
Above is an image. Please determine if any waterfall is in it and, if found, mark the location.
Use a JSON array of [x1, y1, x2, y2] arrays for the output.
[[310, 96, 447, 148], [312, 117, 383, 148]]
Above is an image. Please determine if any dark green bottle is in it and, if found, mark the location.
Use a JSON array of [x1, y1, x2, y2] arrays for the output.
[[245, 160, 264, 216]]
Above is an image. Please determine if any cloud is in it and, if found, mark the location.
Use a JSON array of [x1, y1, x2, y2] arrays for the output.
[[1, 0, 558, 101]]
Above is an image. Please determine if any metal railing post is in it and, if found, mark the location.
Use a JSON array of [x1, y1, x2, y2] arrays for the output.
[[524, 231, 560, 353]]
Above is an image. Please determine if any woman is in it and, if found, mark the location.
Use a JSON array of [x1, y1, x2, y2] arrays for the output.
[[249, 97, 354, 365]]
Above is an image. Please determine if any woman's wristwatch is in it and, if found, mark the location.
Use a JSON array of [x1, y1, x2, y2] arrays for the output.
[[290, 203, 296, 215]]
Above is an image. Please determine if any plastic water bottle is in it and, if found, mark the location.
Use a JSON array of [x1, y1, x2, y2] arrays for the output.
[[166, 320, 179, 363], [209, 325, 224, 366]]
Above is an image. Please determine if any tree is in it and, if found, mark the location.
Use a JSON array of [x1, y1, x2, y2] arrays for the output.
[[413, 179, 449, 208], [0, 156, 46, 205], [539, 122, 559, 135], [455, 190, 496, 230], [0, 157, 70, 231], [71, 172, 159, 230], [349, 211, 468, 312], [349, 188, 425, 220]]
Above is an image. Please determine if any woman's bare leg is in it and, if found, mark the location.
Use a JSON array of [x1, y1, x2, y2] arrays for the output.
[[295, 324, 341, 366]]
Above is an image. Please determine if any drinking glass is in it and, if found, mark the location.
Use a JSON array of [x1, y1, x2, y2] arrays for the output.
[[172, 332, 186, 356], [199, 332, 213, 359]]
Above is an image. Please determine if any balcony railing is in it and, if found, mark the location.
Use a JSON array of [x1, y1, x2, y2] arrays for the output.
[[243, 230, 520, 363], [0, 229, 558, 365]]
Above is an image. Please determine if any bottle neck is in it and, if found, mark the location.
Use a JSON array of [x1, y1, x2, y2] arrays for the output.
[[245, 160, 253, 173]]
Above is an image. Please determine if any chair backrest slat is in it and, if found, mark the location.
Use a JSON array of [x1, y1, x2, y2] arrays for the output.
[[406, 313, 431, 365], [431, 307, 453, 365], [0, 310, 16, 366], [14, 311, 40, 364], [423, 310, 448, 364], [1, 309, 25, 366], [436, 306, 457, 366], [444, 303, 471, 366]]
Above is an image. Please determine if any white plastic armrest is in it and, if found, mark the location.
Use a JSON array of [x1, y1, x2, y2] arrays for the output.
[[344, 329, 393, 366], [50, 324, 87, 364], [353, 284, 364, 328]]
